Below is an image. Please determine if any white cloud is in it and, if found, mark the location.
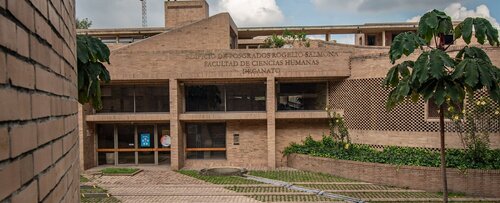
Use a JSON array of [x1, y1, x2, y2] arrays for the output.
[[407, 3, 500, 29], [211, 0, 284, 27]]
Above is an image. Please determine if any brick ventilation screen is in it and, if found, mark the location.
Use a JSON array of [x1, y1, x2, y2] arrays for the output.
[[329, 78, 499, 132]]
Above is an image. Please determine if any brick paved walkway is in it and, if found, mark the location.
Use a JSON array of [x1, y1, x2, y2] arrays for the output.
[[83, 166, 261, 203]]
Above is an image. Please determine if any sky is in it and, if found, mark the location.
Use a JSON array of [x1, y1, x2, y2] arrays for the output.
[[76, 0, 500, 44]]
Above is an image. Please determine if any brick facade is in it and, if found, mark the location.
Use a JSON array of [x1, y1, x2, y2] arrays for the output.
[[0, 0, 79, 202], [288, 154, 500, 198], [76, 0, 500, 171]]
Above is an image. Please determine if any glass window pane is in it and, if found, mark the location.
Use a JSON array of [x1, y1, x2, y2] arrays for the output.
[[157, 124, 171, 149], [138, 152, 155, 164], [135, 85, 169, 112], [98, 152, 115, 165], [186, 123, 226, 148], [118, 125, 135, 149], [99, 86, 135, 113], [186, 123, 226, 160], [118, 152, 135, 164], [226, 83, 266, 111], [97, 124, 114, 149], [137, 125, 154, 149], [185, 85, 225, 111], [158, 151, 171, 165], [277, 82, 327, 111]]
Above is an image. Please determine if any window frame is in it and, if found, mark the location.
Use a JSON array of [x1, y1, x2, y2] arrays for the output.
[[276, 81, 328, 111], [185, 122, 227, 160]]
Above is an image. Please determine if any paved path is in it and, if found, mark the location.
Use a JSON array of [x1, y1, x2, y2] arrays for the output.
[[83, 166, 261, 203]]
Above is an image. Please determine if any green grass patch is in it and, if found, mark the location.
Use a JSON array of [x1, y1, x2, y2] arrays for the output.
[[285, 136, 500, 169], [178, 170, 263, 185], [225, 186, 301, 193], [80, 186, 120, 203], [437, 191, 466, 198], [80, 175, 90, 183], [81, 197, 120, 203], [101, 168, 139, 175], [249, 170, 353, 182], [247, 194, 334, 202]]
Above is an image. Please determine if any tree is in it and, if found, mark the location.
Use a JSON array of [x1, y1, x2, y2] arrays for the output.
[[76, 18, 93, 29], [77, 35, 111, 110], [384, 10, 499, 202]]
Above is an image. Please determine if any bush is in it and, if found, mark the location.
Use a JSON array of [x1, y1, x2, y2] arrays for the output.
[[284, 136, 500, 170]]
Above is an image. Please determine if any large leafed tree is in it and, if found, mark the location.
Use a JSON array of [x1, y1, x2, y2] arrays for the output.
[[77, 35, 111, 110], [384, 10, 499, 202]]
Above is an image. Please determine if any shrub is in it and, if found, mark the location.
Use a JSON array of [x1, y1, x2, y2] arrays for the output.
[[284, 136, 500, 170]]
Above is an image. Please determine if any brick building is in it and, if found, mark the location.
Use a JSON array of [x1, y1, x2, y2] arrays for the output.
[[1, 0, 79, 202], [77, 0, 500, 170]]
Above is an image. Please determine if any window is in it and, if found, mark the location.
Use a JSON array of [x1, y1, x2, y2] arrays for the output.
[[277, 82, 327, 111], [96, 124, 171, 165], [185, 85, 225, 111], [444, 34, 454, 45], [426, 98, 463, 121], [186, 123, 226, 159], [367, 35, 376, 46], [185, 83, 266, 112], [99, 84, 169, 113]]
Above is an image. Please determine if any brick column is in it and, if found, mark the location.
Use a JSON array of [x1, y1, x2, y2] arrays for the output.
[[170, 79, 184, 170], [266, 77, 276, 168], [382, 31, 386, 47]]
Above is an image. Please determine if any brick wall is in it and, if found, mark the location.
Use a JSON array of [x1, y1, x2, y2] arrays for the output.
[[0, 0, 79, 202], [288, 154, 500, 198]]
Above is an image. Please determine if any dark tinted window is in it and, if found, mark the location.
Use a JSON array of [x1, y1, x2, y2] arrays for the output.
[[186, 123, 226, 159], [100, 86, 134, 113], [367, 35, 376, 46], [97, 124, 114, 149], [99, 84, 169, 113], [185, 85, 225, 111], [117, 125, 135, 149], [185, 83, 266, 112], [226, 83, 266, 111], [277, 82, 327, 111], [135, 86, 169, 112]]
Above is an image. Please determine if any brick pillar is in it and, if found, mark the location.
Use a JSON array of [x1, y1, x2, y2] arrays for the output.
[[170, 79, 184, 170], [382, 31, 386, 47], [266, 77, 276, 168], [78, 104, 96, 170], [0, 0, 79, 202]]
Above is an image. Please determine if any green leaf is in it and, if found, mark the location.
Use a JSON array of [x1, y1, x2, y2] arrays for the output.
[[464, 59, 479, 87], [425, 11, 438, 29], [452, 60, 467, 80], [389, 32, 425, 64], [413, 52, 430, 84], [429, 49, 446, 79], [383, 66, 399, 87], [478, 61, 494, 87], [434, 82, 446, 106], [77, 34, 112, 110], [474, 18, 487, 44], [460, 18, 474, 44]]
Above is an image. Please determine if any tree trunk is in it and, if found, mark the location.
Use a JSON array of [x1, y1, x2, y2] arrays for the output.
[[439, 104, 448, 202]]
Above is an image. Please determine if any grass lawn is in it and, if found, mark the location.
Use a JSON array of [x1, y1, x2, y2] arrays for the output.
[[249, 170, 353, 182], [101, 168, 139, 175], [178, 170, 263, 185], [80, 185, 120, 203], [80, 175, 90, 183]]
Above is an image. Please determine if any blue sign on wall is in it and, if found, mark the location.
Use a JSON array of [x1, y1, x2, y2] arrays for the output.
[[140, 133, 151, 148]]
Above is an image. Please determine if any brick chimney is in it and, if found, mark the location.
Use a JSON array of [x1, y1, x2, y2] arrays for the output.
[[164, 0, 209, 28]]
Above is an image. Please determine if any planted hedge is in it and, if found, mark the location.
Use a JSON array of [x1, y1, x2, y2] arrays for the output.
[[284, 136, 500, 170]]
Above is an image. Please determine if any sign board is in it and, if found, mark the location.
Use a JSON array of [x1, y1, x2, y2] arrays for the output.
[[140, 133, 151, 148]]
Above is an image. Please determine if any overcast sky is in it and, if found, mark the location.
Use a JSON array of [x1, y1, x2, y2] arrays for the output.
[[76, 0, 500, 44]]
